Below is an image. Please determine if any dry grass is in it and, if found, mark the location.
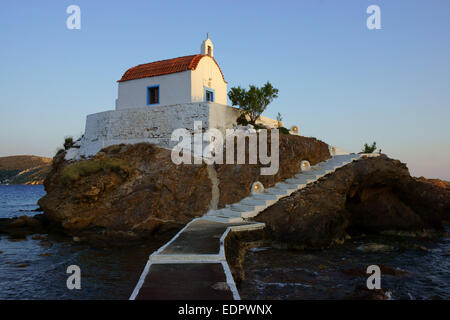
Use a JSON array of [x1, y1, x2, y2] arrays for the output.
[[60, 158, 131, 184]]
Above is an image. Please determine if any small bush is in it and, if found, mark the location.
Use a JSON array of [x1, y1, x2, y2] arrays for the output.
[[362, 142, 377, 153], [60, 158, 131, 184], [279, 127, 290, 135], [236, 113, 249, 126], [63, 137, 74, 150]]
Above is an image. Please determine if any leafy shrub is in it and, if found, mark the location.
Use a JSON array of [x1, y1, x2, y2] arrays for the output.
[[63, 137, 74, 150], [279, 127, 290, 135], [236, 113, 249, 126], [60, 158, 131, 184], [362, 142, 377, 153]]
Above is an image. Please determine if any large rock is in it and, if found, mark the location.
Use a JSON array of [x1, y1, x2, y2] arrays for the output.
[[254, 155, 450, 249], [39, 144, 212, 239], [38, 134, 330, 239]]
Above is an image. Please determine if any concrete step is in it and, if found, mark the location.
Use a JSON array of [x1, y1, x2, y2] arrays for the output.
[[272, 183, 298, 195], [229, 203, 258, 212], [252, 193, 282, 201], [223, 206, 261, 219], [319, 166, 336, 173], [231, 203, 262, 212], [298, 170, 328, 179], [300, 170, 322, 176], [291, 174, 319, 182], [265, 188, 290, 198], [284, 178, 308, 188], [240, 197, 272, 207], [311, 167, 333, 174], [215, 208, 242, 217], [239, 195, 267, 206], [202, 215, 244, 223]]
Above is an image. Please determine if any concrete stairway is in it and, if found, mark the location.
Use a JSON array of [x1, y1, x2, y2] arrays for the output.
[[204, 154, 360, 223]]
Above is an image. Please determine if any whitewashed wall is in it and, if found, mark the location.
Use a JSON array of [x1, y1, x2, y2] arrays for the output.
[[68, 102, 280, 160], [115, 71, 191, 110], [208, 103, 240, 133], [191, 56, 227, 105], [76, 103, 209, 158]]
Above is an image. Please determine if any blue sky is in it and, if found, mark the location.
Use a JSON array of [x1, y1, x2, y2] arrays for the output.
[[0, 0, 449, 179]]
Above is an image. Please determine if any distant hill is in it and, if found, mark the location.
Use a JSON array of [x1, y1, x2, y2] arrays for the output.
[[0, 155, 52, 185]]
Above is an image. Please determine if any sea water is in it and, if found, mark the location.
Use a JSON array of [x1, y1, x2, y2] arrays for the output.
[[0, 185, 160, 299], [0, 185, 448, 299]]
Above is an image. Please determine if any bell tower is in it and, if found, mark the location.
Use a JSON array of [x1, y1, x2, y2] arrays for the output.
[[200, 33, 214, 57]]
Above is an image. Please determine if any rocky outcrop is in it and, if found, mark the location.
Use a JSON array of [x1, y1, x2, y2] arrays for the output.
[[39, 143, 212, 240], [0, 214, 51, 238], [224, 156, 449, 295], [254, 155, 450, 249], [38, 134, 330, 240]]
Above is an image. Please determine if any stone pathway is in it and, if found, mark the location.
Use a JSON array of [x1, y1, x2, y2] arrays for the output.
[[130, 153, 372, 300], [130, 219, 264, 300]]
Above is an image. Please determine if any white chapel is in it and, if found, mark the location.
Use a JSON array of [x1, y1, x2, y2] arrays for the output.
[[116, 35, 227, 109], [66, 36, 278, 160]]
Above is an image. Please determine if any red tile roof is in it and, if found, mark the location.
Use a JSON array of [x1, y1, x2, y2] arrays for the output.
[[118, 54, 226, 83]]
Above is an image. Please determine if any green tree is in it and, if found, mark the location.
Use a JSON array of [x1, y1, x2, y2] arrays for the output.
[[362, 142, 377, 153], [228, 82, 279, 125]]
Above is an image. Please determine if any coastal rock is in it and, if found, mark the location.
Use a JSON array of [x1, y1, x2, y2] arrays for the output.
[[38, 135, 330, 240], [39, 143, 212, 239], [345, 285, 391, 300], [0, 214, 49, 237], [254, 155, 450, 249]]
